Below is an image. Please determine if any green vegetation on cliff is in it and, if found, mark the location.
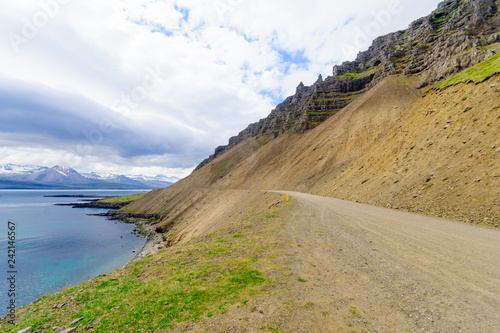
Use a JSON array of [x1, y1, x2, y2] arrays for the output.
[[434, 52, 500, 90]]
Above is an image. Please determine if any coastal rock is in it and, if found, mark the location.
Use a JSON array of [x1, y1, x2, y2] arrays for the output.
[[56, 201, 128, 209]]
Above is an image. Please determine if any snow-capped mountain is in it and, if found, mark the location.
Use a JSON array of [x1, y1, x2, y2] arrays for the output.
[[129, 174, 179, 183], [84, 172, 179, 183], [83, 172, 179, 188], [83, 172, 116, 180], [24, 166, 89, 183], [0, 164, 176, 189]]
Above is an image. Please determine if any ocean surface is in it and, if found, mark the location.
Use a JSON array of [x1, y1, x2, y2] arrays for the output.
[[0, 190, 148, 316]]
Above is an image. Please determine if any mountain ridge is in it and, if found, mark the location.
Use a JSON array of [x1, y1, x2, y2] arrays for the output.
[[196, 0, 500, 170]]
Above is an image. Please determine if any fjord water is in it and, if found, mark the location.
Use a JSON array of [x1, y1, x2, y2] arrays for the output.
[[0, 190, 148, 315]]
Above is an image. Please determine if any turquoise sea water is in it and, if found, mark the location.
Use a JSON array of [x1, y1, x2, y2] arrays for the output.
[[0, 190, 148, 316]]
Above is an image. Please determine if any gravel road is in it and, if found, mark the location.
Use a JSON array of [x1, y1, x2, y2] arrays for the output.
[[282, 191, 500, 332]]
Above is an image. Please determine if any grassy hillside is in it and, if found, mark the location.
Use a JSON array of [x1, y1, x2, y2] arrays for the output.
[[2, 199, 293, 332]]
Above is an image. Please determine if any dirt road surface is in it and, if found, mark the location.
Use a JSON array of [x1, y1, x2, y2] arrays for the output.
[[280, 191, 499, 332]]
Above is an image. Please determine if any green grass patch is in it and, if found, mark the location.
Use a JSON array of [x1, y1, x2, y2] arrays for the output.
[[3, 202, 291, 332], [335, 64, 382, 82], [97, 193, 147, 204], [336, 72, 360, 81], [433, 53, 500, 90]]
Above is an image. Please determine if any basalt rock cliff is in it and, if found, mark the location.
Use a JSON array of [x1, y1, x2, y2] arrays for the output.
[[196, 0, 500, 170]]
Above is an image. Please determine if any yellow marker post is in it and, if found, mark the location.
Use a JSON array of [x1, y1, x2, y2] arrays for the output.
[[286, 193, 289, 202]]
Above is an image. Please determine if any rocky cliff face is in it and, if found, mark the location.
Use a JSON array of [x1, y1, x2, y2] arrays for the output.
[[195, 0, 500, 171], [346, 0, 500, 87]]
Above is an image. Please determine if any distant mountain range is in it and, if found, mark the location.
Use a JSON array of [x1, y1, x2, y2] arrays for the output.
[[0, 164, 178, 189]]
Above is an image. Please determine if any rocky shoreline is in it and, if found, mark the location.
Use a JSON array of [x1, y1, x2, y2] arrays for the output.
[[54, 200, 128, 210], [56, 198, 165, 260], [96, 211, 166, 260]]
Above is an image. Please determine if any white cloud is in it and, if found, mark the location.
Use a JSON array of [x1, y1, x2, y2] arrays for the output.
[[0, 0, 442, 178]]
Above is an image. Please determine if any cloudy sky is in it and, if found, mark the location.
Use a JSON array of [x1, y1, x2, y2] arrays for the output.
[[0, 0, 441, 178]]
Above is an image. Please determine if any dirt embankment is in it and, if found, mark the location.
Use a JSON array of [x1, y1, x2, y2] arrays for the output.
[[125, 187, 285, 250], [310, 76, 500, 225]]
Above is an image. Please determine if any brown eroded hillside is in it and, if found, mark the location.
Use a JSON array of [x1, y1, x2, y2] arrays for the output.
[[311, 76, 500, 225], [210, 76, 422, 191], [127, 73, 499, 238]]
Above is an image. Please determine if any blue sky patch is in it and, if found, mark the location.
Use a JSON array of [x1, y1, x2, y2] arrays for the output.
[[151, 25, 174, 37], [279, 49, 309, 65], [174, 5, 190, 22]]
